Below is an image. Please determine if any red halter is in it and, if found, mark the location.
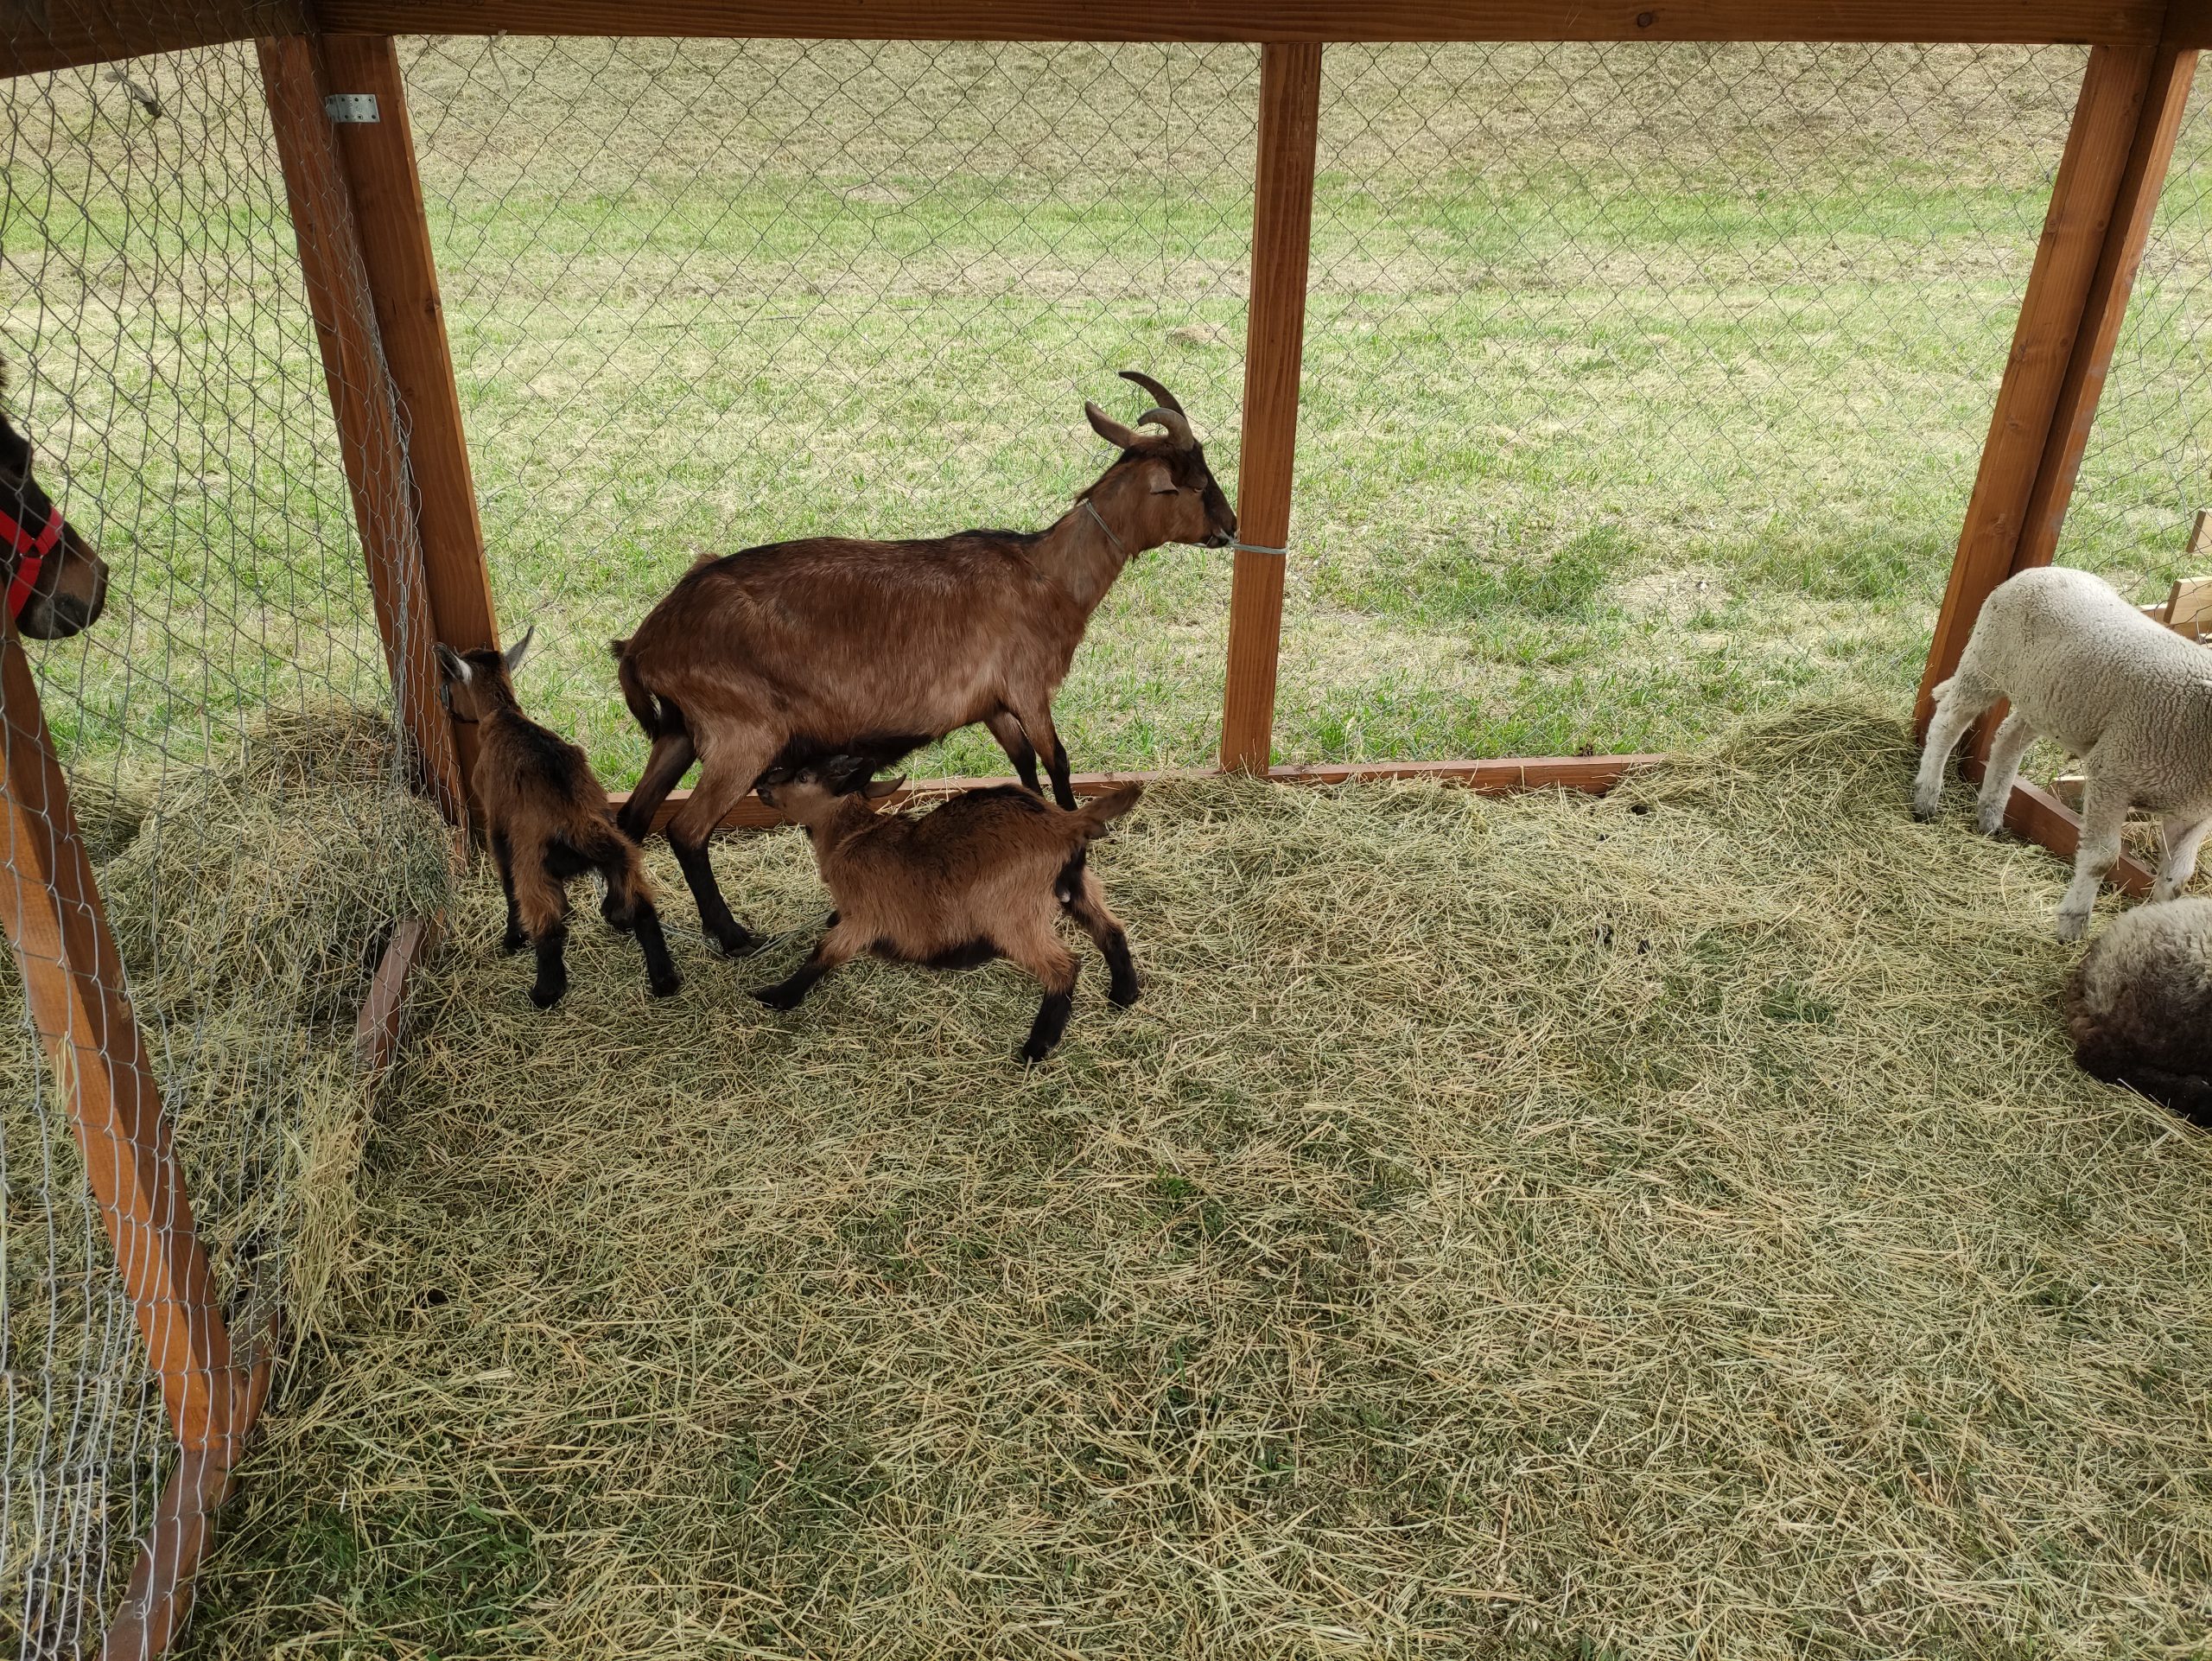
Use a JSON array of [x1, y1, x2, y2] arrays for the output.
[[0, 500, 62, 622]]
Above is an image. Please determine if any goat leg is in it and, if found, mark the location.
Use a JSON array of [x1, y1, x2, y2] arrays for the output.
[[492, 831, 526, 954], [1063, 867, 1138, 1007], [984, 710, 1043, 795], [1008, 939, 1080, 1063], [630, 901, 683, 998], [753, 927, 856, 1012], [530, 921, 570, 1009]]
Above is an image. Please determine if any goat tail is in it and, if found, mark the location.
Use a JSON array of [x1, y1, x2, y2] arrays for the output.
[[1072, 783, 1143, 840], [614, 641, 672, 738]]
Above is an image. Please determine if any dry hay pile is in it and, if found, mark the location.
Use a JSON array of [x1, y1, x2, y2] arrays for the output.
[[178, 705, 2212, 1658], [2, 708, 449, 1653]]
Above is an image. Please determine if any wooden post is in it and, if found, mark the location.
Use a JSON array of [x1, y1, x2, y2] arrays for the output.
[[318, 35, 500, 675], [259, 35, 467, 822], [2014, 42, 2199, 572], [1219, 41, 1321, 774], [1916, 43, 2164, 729], [0, 623, 244, 1459]]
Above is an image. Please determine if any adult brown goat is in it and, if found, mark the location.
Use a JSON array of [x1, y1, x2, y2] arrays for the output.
[[612, 371, 1234, 957], [753, 757, 1141, 1063]]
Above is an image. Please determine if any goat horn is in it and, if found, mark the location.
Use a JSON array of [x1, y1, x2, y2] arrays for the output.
[[1118, 370, 1185, 417], [1137, 406, 1194, 451], [1085, 399, 1147, 451]]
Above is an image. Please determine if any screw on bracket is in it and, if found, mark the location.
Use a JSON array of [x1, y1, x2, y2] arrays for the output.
[[323, 92, 380, 124]]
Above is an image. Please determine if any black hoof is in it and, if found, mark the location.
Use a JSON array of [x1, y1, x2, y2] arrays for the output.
[[529, 981, 567, 1010], [501, 930, 528, 956], [650, 973, 683, 998], [1017, 1042, 1054, 1066], [708, 927, 763, 959], [753, 983, 801, 1012], [602, 908, 635, 936], [1109, 981, 1141, 1009]]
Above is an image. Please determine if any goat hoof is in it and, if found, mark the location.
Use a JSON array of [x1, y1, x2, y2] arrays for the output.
[[603, 909, 635, 937], [708, 928, 762, 959], [529, 981, 568, 1010], [1910, 799, 1939, 824], [650, 972, 683, 998], [2055, 911, 2091, 944], [1109, 981, 1141, 1009], [500, 930, 528, 955], [1016, 1041, 1054, 1066], [753, 983, 799, 1012]]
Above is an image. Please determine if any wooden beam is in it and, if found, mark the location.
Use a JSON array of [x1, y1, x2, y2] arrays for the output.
[[258, 35, 468, 824], [1916, 42, 2164, 730], [1220, 41, 1321, 775], [0, 623, 245, 1454], [616, 752, 1664, 833], [318, 36, 500, 677], [307, 0, 2165, 45], [97, 1449, 245, 1661], [0, 0, 302, 80], [356, 913, 438, 1073], [2014, 42, 2199, 570]]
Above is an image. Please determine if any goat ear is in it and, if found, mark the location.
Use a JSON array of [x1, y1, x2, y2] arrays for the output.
[[1141, 460, 1178, 495], [863, 775, 905, 800], [502, 625, 535, 674], [434, 644, 469, 684]]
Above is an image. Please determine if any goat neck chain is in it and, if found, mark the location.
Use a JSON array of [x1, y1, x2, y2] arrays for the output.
[[1079, 495, 1126, 555]]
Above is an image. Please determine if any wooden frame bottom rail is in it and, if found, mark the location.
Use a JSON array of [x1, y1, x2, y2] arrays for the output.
[[613, 753, 1671, 833]]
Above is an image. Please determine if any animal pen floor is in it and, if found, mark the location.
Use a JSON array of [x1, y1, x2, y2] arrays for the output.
[[172, 707, 2212, 1658]]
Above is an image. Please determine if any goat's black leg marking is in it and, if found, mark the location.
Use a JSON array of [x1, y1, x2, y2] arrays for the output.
[[631, 901, 683, 997], [530, 922, 570, 1009], [1011, 742, 1042, 795], [754, 936, 839, 1011], [491, 831, 526, 954], [671, 835, 759, 957], [1046, 738, 1076, 811], [1101, 928, 1140, 1008], [1019, 987, 1077, 1064]]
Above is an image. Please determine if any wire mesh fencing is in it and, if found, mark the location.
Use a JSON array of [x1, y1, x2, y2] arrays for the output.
[[403, 36, 1263, 786], [2, 40, 448, 1661]]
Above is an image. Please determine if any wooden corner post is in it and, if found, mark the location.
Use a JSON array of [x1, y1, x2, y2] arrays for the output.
[[1916, 40, 2188, 728], [1220, 41, 1322, 774], [0, 622, 264, 1658], [259, 32, 498, 824]]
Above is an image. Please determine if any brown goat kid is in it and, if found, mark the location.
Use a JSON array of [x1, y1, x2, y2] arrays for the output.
[[437, 631, 681, 1009], [612, 371, 1234, 958], [753, 760, 1143, 1063]]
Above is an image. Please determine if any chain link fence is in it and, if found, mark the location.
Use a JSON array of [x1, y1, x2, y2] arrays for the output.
[[3, 40, 448, 1660], [5, 28, 2212, 1658]]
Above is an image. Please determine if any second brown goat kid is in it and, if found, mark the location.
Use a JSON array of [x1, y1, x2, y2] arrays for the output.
[[437, 631, 681, 1009], [753, 759, 1142, 1063]]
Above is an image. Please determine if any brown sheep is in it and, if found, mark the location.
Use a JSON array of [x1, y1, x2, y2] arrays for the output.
[[611, 371, 1233, 957], [751, 757, 1142, 1063], [2063, 897, 2212, 1127], [436, 631, 680, 1009]]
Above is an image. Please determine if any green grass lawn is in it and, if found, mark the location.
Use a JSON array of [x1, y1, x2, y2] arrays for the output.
[[8, 38, 2212, 786]]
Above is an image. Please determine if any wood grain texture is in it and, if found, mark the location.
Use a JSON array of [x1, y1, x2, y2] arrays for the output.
[[2, 0, 302, 79], [616, 753, 1663, 831], [1219, 41, 1321, 774], [307, 0, 2164, 44], [1916, 42, 2159, 730], [0, 623, 244, 1454], [356, 914, 438, 1073], [2013, 42, 2198, 571], [319, 36, 499, 662], [259, 35, 468, 823]]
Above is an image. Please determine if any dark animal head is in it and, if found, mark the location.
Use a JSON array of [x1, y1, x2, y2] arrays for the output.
[[756, 754, 904, 825], [1081, 371, 1236, 551], [1, 392, 110, 640], [435, 626, 534, 723]]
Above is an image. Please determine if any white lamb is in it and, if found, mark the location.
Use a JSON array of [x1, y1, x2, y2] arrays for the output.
[[1914, 564, 2212, 941]]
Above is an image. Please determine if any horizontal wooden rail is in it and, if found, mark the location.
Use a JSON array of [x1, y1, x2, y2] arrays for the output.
[[1, 0, 303, 79], [615, 753, 1668, 833], [306, 0, 2166, 44]]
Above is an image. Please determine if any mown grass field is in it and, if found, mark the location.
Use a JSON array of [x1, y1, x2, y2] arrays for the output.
[[7, 39, 2212, 787]]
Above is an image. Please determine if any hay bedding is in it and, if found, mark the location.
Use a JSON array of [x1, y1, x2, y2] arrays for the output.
[[151, 705, 2212, 1658]]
